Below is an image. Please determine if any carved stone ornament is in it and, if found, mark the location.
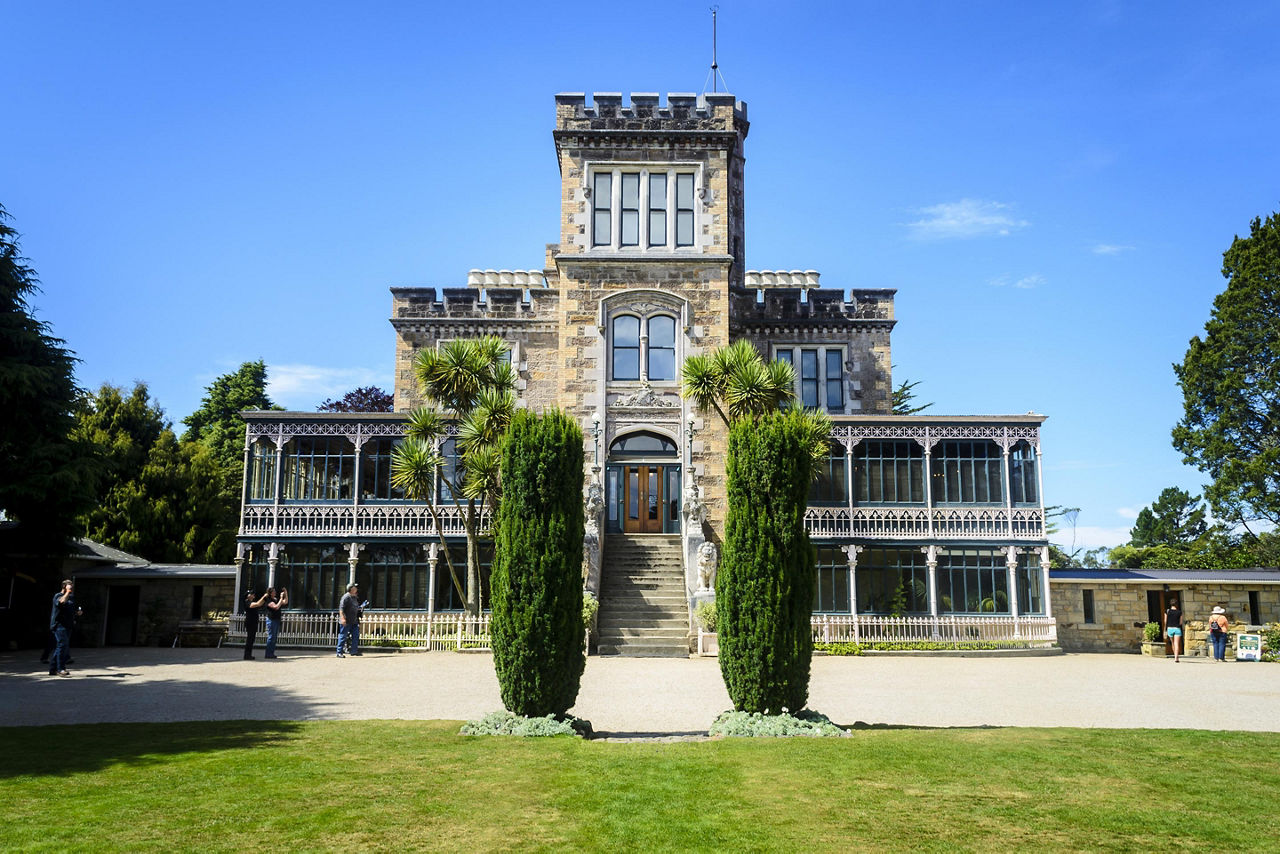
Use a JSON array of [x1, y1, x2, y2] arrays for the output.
[[683, 479, 706, 524], [615, 381, 677, 409], [696, 541, 719, 592], [584, 478, 605, 534]]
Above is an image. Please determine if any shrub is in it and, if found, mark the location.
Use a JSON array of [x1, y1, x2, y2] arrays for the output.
[[460, 710, 590, 737], [695, 600, 717, 633], [582, 590, 599, 629], [491, 409, 586, 718], [717, 410, 816, 715], [1143, 622, 1161, 642], [709, 709, 847, 738], [1262, 622, 1280, 663]]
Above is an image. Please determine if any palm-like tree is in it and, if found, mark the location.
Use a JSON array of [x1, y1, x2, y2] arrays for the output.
[[682, 340, 832, 476], [390, 336, 515, 616]]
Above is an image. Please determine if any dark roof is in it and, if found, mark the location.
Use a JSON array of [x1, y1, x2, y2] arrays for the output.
[[74, 564, 233, 580], [69, 538, 150, 565], [1052, 567, 1280, 584]]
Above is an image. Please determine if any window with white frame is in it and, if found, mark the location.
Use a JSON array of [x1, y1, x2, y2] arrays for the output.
[[591, 166, 698, 250], [773, 346, 846, 413], [610, 312, 679, 382]]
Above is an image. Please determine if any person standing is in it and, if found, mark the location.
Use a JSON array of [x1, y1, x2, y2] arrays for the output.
[[264, 587, 288, 659], [337, 583, 363, 657], [1208, 605, 1230, 662], [1164, 599, 1183, 662], [243, 589, 268, 660], [48, 579, 79, 676]]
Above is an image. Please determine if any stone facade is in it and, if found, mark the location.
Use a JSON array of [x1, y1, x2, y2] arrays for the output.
[[1053, 573, 1280, 654]]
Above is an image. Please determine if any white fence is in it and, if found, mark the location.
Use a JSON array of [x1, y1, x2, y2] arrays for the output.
[[227, 611, 492, 651], [810, 614, 1057, 646]]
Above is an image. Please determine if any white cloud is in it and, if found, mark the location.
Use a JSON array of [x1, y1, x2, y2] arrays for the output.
[[1062, 525, 1133, 551], [990, 273, 1045, 289], [267, 364, 386, 407], [1092, 243, 1135, 255], [1116, 506, 1141, 520], [906, 199, 1029, 240]]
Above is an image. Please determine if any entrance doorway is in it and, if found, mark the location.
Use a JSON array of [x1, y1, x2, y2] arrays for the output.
[[104, 585, 140, 646], [1147, 589, 1181, 656], [605, 430, 681, 534]]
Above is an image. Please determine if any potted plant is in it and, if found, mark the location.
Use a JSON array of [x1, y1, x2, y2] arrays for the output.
[[1141, 621, 1165, 657], [695, 600, 718, 656]]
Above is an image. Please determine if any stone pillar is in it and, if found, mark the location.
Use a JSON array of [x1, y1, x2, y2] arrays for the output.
[[267, 542, 282, 588], [922, 544, 940, 618], [233, 543, 248, 614], [843, 544, 862, 617], [1039, 545, 1053, 621], [346, 542, 363, 589], [1006, 545, 1021, 627], [426, 542, 439, 622]]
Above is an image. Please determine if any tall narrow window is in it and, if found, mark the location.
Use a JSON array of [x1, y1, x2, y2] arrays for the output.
[[1249, 591, 1260, 625], [1010, 441, 1038, 504], [592, 173, 612, 247], [283, 437, 355, 501], [800, 350, 820, 409], [620, 173, 640, 246], [436, 437, 462, 503], [1082, 589, 1096, 624], [855, 441, 925, 503], [813, 547, 852, 613], [675, 173, 695, 246], [809, 442, 847, 505], [647, 315, 676, 381], [648, 173, 667, 246], [248, 438, 277, 501], [932, 441, 1003, 504], [825, 350, 845, 411], [360, 438, 403, 500], [612, 315, 641, 380]]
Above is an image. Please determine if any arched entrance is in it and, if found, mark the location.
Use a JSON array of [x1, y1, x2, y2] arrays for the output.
[[605, 431, 681, 534]]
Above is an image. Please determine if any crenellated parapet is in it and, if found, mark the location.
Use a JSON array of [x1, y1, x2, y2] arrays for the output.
[[465, 269, 548, 288], [390, 285, 560, 323], [554, 91, 747, 129], [730, 286, 896, 326]]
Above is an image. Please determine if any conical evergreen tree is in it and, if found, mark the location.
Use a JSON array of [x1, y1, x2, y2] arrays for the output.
[[717, 409, 817, 714], [490, 409, 586, 718]]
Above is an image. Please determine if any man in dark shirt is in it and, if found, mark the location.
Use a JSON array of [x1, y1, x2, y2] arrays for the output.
[[337, 583, 363, 657], [263, 587, 288, 659], [243, 589, 267, 660], [49, 579, 79, 676]]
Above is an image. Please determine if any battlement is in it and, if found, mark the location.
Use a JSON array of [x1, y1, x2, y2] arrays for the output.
[[554, 91, 747, 132], [390, 285, 559, 322], [744, 270, 821, 288], [730, 286, 896, 324], [465, 269, 548, 288]]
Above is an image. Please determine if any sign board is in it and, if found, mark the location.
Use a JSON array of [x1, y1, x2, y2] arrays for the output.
[[1236, 633, 1262, 662]]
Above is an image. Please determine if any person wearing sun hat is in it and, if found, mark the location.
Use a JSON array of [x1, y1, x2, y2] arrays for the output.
[[1207, 605, 1230, 662]]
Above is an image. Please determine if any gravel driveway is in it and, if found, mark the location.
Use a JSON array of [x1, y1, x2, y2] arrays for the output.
[[2, 648, 1275, 734]]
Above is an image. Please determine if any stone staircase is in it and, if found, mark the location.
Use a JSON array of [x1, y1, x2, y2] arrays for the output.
[[597, 534, 690, 657]]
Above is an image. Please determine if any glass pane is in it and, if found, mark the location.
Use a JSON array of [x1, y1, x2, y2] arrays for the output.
[[676, 173, 693, 206], [613, 315, 640, 346], [825, 350, 844, 409], [628, 467, 639, 520], [649, 315, 675, 347], [594, 173, 611, 205], [649, 210, 666, 245], [649, 173, 666, 208], [607, 468, 619, 522], [621, 173, 639, 207], [648, 349, 674, 381], [621, 210, 638, 245], [610, 432, 677, 454], [593, 211, 610, 246], [613, 349, 639, 380], [676, 211, 693, 246], [647, 470, 659, 520], [775, 348, 792, 364]]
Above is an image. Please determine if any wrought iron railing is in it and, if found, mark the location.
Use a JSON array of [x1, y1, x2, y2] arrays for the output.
[[227, 611, 492, 650], [810, 614, 1057, 646], [804, 506, 1045, 540], [240, 503, 490, 538]]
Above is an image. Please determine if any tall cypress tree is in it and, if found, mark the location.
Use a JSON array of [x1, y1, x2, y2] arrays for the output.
[[491, 409, 586, 718], [717, 409, 817, 714]]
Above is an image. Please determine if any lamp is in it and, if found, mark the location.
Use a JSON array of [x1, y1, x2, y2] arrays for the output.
[[591, 411, 602, 466]]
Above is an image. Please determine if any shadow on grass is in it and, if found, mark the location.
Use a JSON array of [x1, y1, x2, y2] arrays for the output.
[[0, 718, 305, 780]]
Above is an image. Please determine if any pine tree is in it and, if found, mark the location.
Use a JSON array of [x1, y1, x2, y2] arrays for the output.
[[490, 409, 586, 718], [717, 409, 817, 714]]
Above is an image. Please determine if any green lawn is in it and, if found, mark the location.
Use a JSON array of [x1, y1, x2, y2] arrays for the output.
[[3, 721, 1277, 852]]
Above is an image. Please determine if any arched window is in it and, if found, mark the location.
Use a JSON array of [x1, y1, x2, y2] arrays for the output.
[[609, 431, 678, 457], [611, 315, 641, 380], [647, 315, 676, 381]]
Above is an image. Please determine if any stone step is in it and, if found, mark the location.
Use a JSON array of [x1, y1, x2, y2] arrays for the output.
[[597, 643, 690, 658], [597, 627, 688, 639], [598, 613, 688, 627]]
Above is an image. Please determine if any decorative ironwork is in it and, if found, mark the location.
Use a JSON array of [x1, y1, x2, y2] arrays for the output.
[[240, 504, 490, 538], [805, 505, 1045, 540]]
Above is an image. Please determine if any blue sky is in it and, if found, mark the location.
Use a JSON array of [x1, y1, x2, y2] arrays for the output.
[[5, 1, 1279, 551]]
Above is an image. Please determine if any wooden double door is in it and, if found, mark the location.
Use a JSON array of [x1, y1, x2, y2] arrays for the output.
[[620, 463, 684, 534]]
